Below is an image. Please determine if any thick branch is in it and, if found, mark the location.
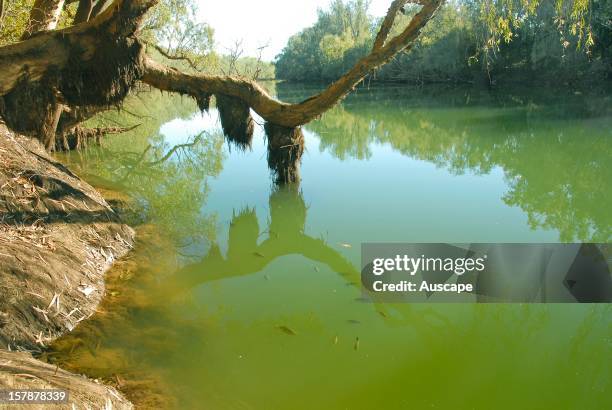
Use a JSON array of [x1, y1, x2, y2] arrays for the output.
[[142, 0, 443, 128], [373, 0, 409, 51], [0, 0, 159, 96]]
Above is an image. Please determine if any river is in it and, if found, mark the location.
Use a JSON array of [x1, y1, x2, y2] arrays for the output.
[[51, 84, 611, 409]]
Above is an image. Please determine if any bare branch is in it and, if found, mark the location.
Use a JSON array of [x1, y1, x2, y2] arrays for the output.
[[145, 41, 200, 71]]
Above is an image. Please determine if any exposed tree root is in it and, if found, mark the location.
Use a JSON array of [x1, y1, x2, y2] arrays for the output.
[[265, 123, 305, 184], [57, 124, 140, 151], [216, 95, 254, 148]]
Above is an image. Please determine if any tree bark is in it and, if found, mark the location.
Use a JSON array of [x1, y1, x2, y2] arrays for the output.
[[0, 0, 5, 26], [0, 0, 158, 147], [90, 0, 113, 19], [74, 0, 94, 24]]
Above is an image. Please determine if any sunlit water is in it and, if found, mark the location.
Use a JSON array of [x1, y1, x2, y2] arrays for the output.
[[52, 85, 611, 409]]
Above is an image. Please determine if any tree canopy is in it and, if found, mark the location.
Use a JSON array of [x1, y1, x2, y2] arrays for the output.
[[275, 0, 610, 84]]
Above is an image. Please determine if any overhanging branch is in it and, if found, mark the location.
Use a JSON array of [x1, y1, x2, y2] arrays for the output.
[[142, 0, 443, 128]]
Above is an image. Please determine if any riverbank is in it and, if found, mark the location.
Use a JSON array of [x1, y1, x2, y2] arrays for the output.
[[0, 123, 135, 408]]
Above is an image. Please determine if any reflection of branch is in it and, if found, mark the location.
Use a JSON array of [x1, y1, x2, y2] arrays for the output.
[[145, 132, 206, 166]]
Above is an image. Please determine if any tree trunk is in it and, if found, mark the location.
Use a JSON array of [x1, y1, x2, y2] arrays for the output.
[[0, 0, 5, 25], [22, 0, 66, 39], [0, 0, 158, 147], [74, 0, 94, 24]]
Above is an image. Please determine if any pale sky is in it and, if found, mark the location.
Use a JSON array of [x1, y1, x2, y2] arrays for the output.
[[196, 0, 392, 61]]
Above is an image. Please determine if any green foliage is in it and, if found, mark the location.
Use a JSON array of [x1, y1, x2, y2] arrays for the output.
[[276, 0, 610, 85], [144, 0, 214, 54], [276, 0, 373, 81], [140, 0, 215, 70], [70, 90, 225, 245], [287, 83, 612, 241], [0, 0, 34, 45]]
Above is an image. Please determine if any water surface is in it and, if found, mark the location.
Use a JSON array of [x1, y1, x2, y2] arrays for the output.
[[52, 85, 611, 409]]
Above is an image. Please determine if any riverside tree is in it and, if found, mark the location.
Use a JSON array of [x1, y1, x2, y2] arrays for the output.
[[0, 0, 596, 183], [0, 0, 443, 184]]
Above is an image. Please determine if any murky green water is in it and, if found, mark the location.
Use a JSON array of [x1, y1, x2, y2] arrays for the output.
[[54, 85, 611, 409]]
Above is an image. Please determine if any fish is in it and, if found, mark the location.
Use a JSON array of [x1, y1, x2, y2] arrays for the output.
[[378, 311, 388, 318], [354, 337, 360, 351], [333, 335, 339, 345], [276, 325, 297, 336], [254, 252, 265, 257], [339, 243, 352, 249], [347, 319, 361, 325]]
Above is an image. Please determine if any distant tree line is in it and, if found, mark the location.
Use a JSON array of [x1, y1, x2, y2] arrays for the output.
[[275, 0, 612, 85]]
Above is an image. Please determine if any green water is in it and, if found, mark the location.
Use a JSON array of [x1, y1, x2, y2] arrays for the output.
[[54, 85, 611, 409]]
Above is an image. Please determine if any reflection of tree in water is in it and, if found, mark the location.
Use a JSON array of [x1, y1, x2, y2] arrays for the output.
[[165, 184, 358, 293], [304, 88, 611, 242], [61, 90, 226, 246]]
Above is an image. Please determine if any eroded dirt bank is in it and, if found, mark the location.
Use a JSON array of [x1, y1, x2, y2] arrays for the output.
[[0, 123, 135, 408]]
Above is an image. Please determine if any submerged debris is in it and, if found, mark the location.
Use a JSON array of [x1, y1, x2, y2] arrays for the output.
[[276, 325, 297, 336]]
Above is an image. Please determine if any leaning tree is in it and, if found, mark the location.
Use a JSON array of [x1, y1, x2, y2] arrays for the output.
[[0, 0, 443, 182]]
